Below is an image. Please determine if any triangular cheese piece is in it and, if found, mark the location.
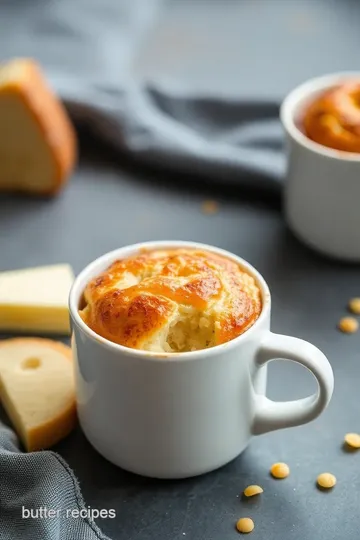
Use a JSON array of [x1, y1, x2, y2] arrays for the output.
[[0, 264, 74, 334], [0, 338, 76, 451]]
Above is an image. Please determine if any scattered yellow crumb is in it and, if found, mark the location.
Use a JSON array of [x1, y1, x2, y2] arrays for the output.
[[317, 473, 336, 489], [270, 462, 290, 479], [201, 200, 218, 214], [243, 485, 263, 497], [344, 433, 360, 449], [348, 298, 360, 315], [236, 518, 254, 534], [338, 317, 359, 334]]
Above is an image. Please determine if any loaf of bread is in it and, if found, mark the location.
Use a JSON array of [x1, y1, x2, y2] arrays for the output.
[[80, 248, 262, 352], [0, 338, 76, 451], [303, 82, 360, 153], [0, 58, 76, 195]]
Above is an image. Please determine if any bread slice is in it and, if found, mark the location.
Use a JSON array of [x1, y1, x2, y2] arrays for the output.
[[0, 58, 76, 195], [0, 264, 74, 335], [0, 338, 76, 451]]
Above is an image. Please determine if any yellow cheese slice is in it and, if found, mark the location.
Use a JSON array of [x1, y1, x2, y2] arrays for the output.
[[0, 264, 74, 334], [0, 338, 76, 451]]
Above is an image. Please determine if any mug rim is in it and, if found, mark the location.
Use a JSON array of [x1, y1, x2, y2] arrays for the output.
[[280, 71, 360, 162], [69, 240, 271, 361]]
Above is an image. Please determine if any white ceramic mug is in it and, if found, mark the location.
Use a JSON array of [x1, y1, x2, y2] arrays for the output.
[[69, 241, 334, 479], [281, 72, 360, 261]]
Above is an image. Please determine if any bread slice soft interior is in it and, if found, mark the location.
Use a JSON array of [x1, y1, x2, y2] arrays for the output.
[[0, 58, 76, 195]]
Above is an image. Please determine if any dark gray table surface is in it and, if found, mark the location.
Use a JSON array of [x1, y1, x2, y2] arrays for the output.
[[1, 142, 360, 540]]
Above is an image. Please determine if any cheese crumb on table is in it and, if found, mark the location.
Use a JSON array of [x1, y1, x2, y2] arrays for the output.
[[270, 462, 290, 479], [317, 473, 336, 489], [338, 317, 359, 333], [243, 485, 263, 497], [201, 200, 219, 214], [236, 518, 254, 534], [348, 298, 360, 315], [344, 433, 360, 449]]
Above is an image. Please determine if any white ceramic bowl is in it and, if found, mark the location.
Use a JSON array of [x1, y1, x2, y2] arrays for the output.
[[280, 72, 360, 261]]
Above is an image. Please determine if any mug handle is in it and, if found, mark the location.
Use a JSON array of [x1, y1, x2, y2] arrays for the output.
[[252, 332, 334, 435]]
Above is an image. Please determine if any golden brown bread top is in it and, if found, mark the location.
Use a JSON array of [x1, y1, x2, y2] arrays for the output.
[[303, 82, 360, 153], [79, 249, 262, 353]]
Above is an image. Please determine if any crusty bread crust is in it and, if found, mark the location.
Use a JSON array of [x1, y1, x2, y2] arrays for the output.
[[0, 58, 77, 195], [304, 82, 360, 153], [80, 248, 262, 352]]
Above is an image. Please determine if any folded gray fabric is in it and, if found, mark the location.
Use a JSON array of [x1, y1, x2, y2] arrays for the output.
[[0, 419, 110, 540], [62, 81, 284, 193]]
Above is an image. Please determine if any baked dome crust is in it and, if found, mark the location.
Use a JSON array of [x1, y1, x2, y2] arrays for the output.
[[303, 82, 360, 153], [79, 249, 262, 353]]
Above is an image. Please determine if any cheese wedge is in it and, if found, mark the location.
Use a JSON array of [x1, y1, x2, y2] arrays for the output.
[[0, 58, 76, 195], [0, 338, 76, 451], [0, 264, 74, 334]]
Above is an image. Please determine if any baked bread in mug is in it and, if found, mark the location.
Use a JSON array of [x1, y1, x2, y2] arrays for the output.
[[303, 82, 360, 153], [79, 249, 262, 353]]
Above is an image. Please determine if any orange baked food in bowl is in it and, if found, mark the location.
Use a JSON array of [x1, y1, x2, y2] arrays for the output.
[[303, 82, 360, 153], [79, 248, 262, 353]]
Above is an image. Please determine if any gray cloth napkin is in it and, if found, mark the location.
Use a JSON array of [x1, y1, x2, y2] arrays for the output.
[[0, 422, 110, 540], [0, 0, 359, 538]]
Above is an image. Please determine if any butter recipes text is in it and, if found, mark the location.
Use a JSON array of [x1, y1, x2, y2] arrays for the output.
[[22, 506, 116, 520]]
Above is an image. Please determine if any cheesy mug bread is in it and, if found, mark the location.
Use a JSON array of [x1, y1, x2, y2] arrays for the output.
[[281, 73, 360, 261], [79, 248, 262, 352], [69, 242, 333, 478], [303, 82, 360, 153]]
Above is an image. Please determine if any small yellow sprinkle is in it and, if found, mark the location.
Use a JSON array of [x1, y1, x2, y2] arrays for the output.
[[243, 485, 263, 497], [338, 317, 359, 334], [201, 200, 218, 215], [317, 473, 336, 489], [270, 462, 290, 479], [348, 298, 360, 315], [236, 518, 254, 534], [344, 433, 360, 449]]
